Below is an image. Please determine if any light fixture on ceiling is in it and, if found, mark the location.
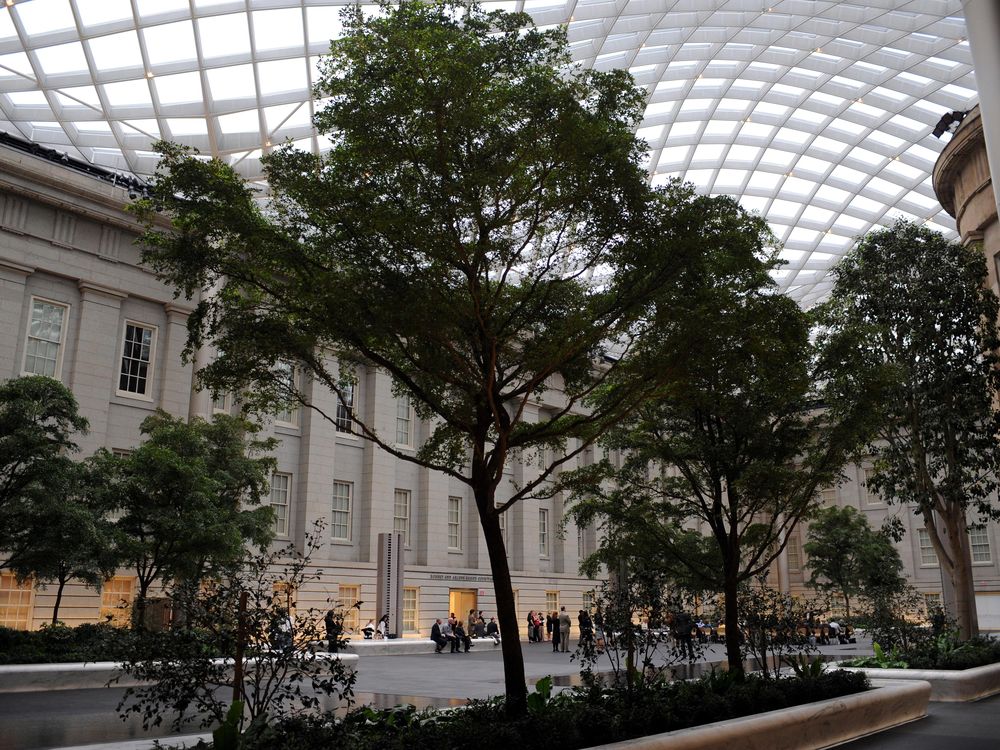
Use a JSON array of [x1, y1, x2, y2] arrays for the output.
[[931, 110, 968, 139]]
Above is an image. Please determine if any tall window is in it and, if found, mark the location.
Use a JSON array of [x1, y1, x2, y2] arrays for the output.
[[577, 526, 586, 559], [970, 527, 992, 563], [211, 393, 229, 413], [396, 395, 412, 446], [447, 496, 462, 550], [862, 468, 879, 505], [819, 486, 837, 506], [331, 481, 352, 541], [23, 298, 67, 378], [924, 592, 942, 612], [100, 576, 134, 628], [118, 322, 155, 397], [545, 591, 559, 614], [538, 508, 549, 557], [335, 379, 356, 433], [274, 361, 298, 426], [0, 573, 33, 629], [393, 489, 411, 547], [338, 584, 360, 632], [403, 587, 418, 632], [270, 473, 291, 537], [918, 528, 939, 567], [786, 531, 801, 571], [582, 590, 595, 613]]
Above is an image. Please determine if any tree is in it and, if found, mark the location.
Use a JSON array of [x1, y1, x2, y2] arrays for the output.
[[106, 411, 276, 629], [817, 220, 1000, 638], [0, 375, 89, 573], [568, 226, 873, 676], [802, 505, 904, 620], [8, 457, 119, 624], [130, 1, 726, 714]]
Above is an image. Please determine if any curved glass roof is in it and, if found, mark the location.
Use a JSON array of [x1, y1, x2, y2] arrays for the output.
[[0, 0, 977, 305]]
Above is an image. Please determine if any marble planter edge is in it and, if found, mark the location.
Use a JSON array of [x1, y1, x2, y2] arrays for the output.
[[839, 661, 1000, 702]]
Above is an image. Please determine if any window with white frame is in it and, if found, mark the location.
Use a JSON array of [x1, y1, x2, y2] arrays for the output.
[[582, 590, 595, 613], [212, 392, 229, 414], [274, 362, 298, 426], [117, 322, 156, 397], [918, 528, 939, 567], [538, 508, 549, 557], [545, 590, 559, 614], [331, 481, 352, 541], [393, 489, 411, 547], [22, 298, 68, 378], [270, 473, 291, 537], [396, 394, 413, 446], [0, 573, 33, 629], [786, 531, 802, 571], [403, 587, 418, 632], [970, 527, 992, 563], [335, 379, 356, 433], [577, 526, 586, 559], [862, 468, 879, 505], [338, 584, 360, 632], [447, 496, 462, 550]]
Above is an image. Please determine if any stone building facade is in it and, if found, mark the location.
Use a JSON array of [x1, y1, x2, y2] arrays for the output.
[[0, 140, 598, 635]]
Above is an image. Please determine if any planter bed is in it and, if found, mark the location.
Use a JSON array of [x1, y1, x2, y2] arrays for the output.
[[0, 653, 360, 694], [840, 661, 1000, 702], [585, 680, 929, 750]]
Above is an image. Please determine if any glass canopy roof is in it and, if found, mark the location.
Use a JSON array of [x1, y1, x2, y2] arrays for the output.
[[0, 0, 977, 305]]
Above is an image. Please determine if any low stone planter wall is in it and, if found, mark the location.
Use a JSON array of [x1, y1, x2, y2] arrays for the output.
[[585, 679, 930, 750], [0, 653, 360, 694], [840, 661, 1000, 702], [343, 636, 500, 655]]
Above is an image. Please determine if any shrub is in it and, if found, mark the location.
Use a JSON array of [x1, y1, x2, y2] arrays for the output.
[[0, 623, 139, 664]]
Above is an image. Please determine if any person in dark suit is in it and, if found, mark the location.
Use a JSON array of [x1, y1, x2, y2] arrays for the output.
[[430, 618, 447, 653]]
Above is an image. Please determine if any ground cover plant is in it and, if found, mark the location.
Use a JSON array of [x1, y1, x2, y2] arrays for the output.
[[235, 670, 870, 750], [0, 622, 143, 664], [848, 634, 1000, 671]]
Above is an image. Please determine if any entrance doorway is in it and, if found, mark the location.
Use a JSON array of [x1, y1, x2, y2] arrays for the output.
[[449, 588, 478, 624]]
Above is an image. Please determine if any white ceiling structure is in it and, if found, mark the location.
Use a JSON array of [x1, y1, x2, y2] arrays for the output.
[[0, 0, 979, 305]]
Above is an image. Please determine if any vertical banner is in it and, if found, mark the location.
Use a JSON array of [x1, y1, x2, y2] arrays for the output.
[[376, 531, 405, 637]]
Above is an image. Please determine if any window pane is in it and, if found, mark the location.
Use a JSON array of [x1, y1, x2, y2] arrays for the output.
[[99, 576, 134, 628], [119, 323, 154, 395], [338, 584, 360, 632], [271, 473, 290, 536], [332, 482, 352, 541], [538, 508, 548, 557], [393, 489, 410, 547], [24, 299, 66, 377], [0, 573, 33, 629], [918, 528, 939, 566], [448, 496, 462, 549], [970, 527, 991, 563], [396, 395, 411, 445], [403, 587, 418, 632], [336, 380, 355, 432]]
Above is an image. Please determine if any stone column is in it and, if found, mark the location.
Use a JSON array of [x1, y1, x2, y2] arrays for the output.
[[157, 304, 194, 418], [962, 0, 1000, 216], [71, 281, 126, 455], [295, 372, 339, 551], [361, 366, 396, 563]]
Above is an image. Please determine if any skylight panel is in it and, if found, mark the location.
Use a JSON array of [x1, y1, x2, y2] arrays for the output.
[[773, 126, 810, 145], [684, 169, 715, 188], [253, 9, 305, 52], [668, 121, 700, 138], [121, 119, 160, 137], [781, 176, 817, 198], [77, 0, 132, 28], [896, 71, 933, 86], [834, 213, 867, 232], [257, 59, 309, 97], [726, 145, 760, 162], [826, 117, 866, 136], [814, 183, 850, 206], [644, 100, 676, 117], [848, 193, 883, 215], [6, 90, 49, 106], [218, 109, 260, 135], [53, 85, 101, 108], [75, 120, 112, 133], [809, 91, 844, 107], [830, 164, 867, 184], [678, 98, 714, 115], [154, 72, 204, 106], [759, 148, 795, 169], [198, 14, 251, 59], [692, 143, 725, 162], [103, 79, 153, 108], [636, 124, 665, 142], [136, 0, 189, 17], [868, 85, 909, 103], [787, 227, 820, 244], [866, 176, 904, 200], [654, 80, 686, 95], [33, 42, 88, 76], [715, 169, 746, 189], [715, 97, 751, 114], [703, 120, 739, 137], [800, 205, 834, 224], [747, 171, 781, 190], [882, 159, 923, 181], [207, 65, 256, 101], [88, 32, 144, 72], [12, 0, 74, 36], [902, 190, 939, 210], [166, 117, 208, 136], [143, 21, 198, 66], [265, 102, 311, 133], [657, 145, 690, 167], [738, 122, 774, 139], [754, 101, 790, 117], [740, 195, 768, 214], [904, 143, 939, 164], [0, 7, 16, 41], [307, 6, 345, 45], [769, 199, 800, 219], [795, 155, 831, 175], [887, 112, 925, 133]]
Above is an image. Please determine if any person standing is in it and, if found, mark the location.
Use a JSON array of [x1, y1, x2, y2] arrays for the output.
[[324, 608, 341, 653], [578, 609, 594, 649], [673, 609, 695, 660], [551, 611, 561, 652], [558, 606, 571, 652]]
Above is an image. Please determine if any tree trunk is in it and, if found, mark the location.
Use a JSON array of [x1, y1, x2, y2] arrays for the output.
[[941, 506, 978, 639], [723, 567, 742, 678], [51, 576, 68, 625], [844, 593, 851, 622], [477, 490, 528, 717]]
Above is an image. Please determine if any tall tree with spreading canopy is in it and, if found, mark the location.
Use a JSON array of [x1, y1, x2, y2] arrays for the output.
[[103, 412, 276, 630], [132, 1, 728, 713], [567, 222, 874, 676], [802, 505, 905, 620], [816, 220, 1000, 638], [0, 376, 89, 573]]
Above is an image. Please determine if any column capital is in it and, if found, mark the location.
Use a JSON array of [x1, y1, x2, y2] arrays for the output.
[[78, 280, 127, 305], [0, 257, 34, 281]]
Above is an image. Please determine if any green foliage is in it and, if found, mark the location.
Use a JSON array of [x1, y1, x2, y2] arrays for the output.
[[0, 376, 89, 574], [526, 675, 553, 715], [242, 671, 870, 750], [100, 410, 276, 629], [803, 506, 905, 620], [848, 642, 909, 669], [784, 654, 827, 680], [736, 577, 823, 680], [817, 219, 1000, 637], [116, 521, 357, 732], [212, 700, 244, 750], [906, 634, 1000, 670], [0, 622, 140, 664]]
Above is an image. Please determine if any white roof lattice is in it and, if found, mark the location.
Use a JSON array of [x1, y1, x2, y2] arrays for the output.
[[0, 0, 977, 305]]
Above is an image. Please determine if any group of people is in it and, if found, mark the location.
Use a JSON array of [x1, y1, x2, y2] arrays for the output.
[[430, 610, 501, 653], [360, 613, 391, 640], [525, 606, 594, 653]]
